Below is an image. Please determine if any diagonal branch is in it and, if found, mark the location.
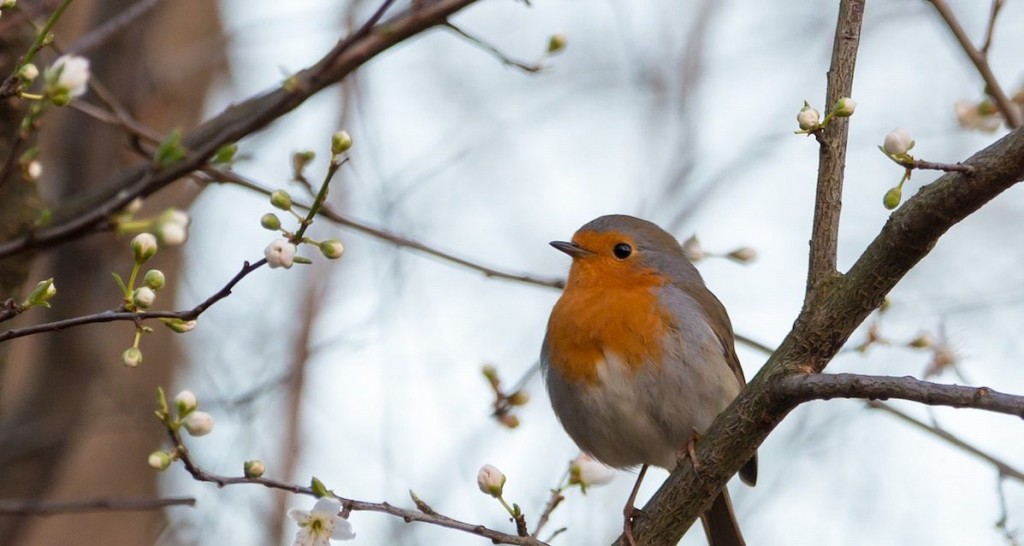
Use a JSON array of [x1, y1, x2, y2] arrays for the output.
[[926, 0, 1021, 128], [628, 121, 1024, 545], [0, 0, 488, 260]]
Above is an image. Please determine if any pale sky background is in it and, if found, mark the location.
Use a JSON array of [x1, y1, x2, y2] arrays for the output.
[[157, 1, 1024, 545]]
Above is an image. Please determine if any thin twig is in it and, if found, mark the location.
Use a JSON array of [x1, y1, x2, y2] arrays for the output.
[[0, 259, 265, 344], [926, 0, 1022, 128], [0, 0, 488, 260], [66, 0, 167, 55], [866, 400, 1024, 482], [980, 0, 1005, 56], [201, 168, 566, 288], [444, 23, 543, 73], [0, 496, 195, 516], [894, 157, 975, 175], [164, 427, 547, 545]]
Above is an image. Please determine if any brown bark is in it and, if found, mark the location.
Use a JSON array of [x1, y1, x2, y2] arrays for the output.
[[0, 1, 224, 545]]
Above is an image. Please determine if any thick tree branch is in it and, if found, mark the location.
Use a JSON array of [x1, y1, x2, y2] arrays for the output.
[[805, 0, 864, 295], [628, 125, 1024, 545], [0, 0, 486, 260], [0, 496, 195, 516], [774, 373, 1024, 418]]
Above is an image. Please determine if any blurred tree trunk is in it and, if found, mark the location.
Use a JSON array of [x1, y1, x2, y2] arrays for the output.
[[0, 1, 225, 544]]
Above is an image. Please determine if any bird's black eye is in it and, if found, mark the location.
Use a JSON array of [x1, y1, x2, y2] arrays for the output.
[[613, 243, 633, 259]]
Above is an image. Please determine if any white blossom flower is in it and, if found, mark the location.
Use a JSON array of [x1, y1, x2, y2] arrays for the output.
[[477, 464, 506, 497], [184, 410, 214, 436], [882, 128, 914, 156], [288, 497, 355, 546], [569, 453, 615, 490], [265, 238, 297, 269], [46, 55, 91, 100]]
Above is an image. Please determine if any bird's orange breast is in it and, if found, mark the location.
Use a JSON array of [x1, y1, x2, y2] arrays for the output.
[[545, 258, 671, 385]]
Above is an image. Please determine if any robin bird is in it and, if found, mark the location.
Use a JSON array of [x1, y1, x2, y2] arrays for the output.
[[541, 214, 756, 546]]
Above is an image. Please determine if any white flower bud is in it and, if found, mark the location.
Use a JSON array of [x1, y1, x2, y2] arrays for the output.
[[244, 459, 266, 478], [331, 131, 353, 155], [131, 233, 158, 263], [156, 221, 187, 246], [133, 286, 156, 309], [265, 238, 296, 269], [173, 390, 198, 415], [122, 347, 143, 367], [319, 239, 344, 259], [162, 318, 197, 333], [18, 63, 38, 83], [184, 411, 214, 436], [797, 102, 820, 131], [148, 451, 172, 471], [882, 128, 914, 156], [833, 97, 856, 117], [45, 55, 91, 100], [25, 160, 42, 181], [477, 464, 506, 498]]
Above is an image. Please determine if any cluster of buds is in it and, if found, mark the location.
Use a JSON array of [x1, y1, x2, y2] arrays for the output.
[[115, 202, 191, 247], [482, 365, 528, 429], [149, 389, 215, 470], [794, 97, 856, 134], [127, 233, 166, 311], [261, 131, 351, 269]]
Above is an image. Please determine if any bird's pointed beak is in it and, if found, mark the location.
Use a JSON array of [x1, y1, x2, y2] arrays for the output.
[[550, 240, 591, 258]]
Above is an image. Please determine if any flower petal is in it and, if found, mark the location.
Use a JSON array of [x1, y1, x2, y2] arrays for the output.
[[331, 518, 356, 540], [312, 496, 342, 516], [288, 508, 311, 523]]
